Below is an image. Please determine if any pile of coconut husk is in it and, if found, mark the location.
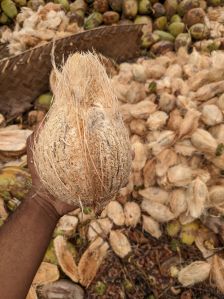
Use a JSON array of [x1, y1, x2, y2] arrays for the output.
[[1, 47, 224, 298], [2, 0, 224, 57]]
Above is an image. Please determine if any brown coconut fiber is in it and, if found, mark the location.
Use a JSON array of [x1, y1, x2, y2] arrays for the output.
[[32, 52, 131, 211]]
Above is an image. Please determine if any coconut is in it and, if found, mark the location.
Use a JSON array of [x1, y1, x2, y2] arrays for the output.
[[32, 53, 131, 211]]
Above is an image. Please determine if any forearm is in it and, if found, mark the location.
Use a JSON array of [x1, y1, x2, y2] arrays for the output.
[[0, 190, 60, 299]]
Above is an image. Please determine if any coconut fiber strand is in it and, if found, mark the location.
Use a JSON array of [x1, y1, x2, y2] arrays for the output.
[[32, 52, 131, 211]]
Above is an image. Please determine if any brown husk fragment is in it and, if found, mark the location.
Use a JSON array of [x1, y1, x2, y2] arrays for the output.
[[78, 237, 109, 287], [53, 236, 79, 283]]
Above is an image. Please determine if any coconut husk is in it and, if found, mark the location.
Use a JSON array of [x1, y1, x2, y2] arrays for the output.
[[32, 52, 132, 210]]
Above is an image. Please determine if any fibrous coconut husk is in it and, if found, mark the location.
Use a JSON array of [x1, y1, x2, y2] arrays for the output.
[[32, 52, 131, 211]]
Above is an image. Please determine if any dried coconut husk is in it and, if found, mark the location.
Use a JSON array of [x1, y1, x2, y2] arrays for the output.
[[88, 217, 112, 241], [124, 201, 141, 227], [201, 104, 223, 126], [53, 236, 79, 283], [147, 111, 168, 131], [130, 119, 147, 136], [106, 200, 125, 226], [208, 185, 224, 212], [178, 109, 201, 139], [0, 125, 32, 160], [155, 148, 178, 177], [143, 158, 157, 187], [186, 177, 208, 218], [33, 262, 59, 286], [178, 261, 211, 287], [26, 286, 37, 299], [209, 124, 224, 142], [191, 129, 218, 155], [169, 189, 187, 217], [139, 187, 169, 204], [141, 199, 175, 223], [55, 215, 78, 238], [195, 228, 217, 259], [175, 140, 196, 156], [148, 130, 176, 156], [193, 80, 224, 102], [142, 215, 162, 239], [109, 230, 131, 258], [78, 237, 109, 287], [132, 142, 148, 171], [32, 53, 131, 211], [167, 109, 183, 132], [211, 255, 224, 294], [167, 164, 193, 187]]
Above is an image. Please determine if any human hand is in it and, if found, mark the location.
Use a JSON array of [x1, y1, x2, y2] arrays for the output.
[[26, 126, 75, 217]]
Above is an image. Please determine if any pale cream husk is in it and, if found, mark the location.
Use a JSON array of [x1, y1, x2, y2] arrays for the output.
[[109, 230, 131, 258], [32, 53, 131, 209], [178, 261, 211, 286]]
